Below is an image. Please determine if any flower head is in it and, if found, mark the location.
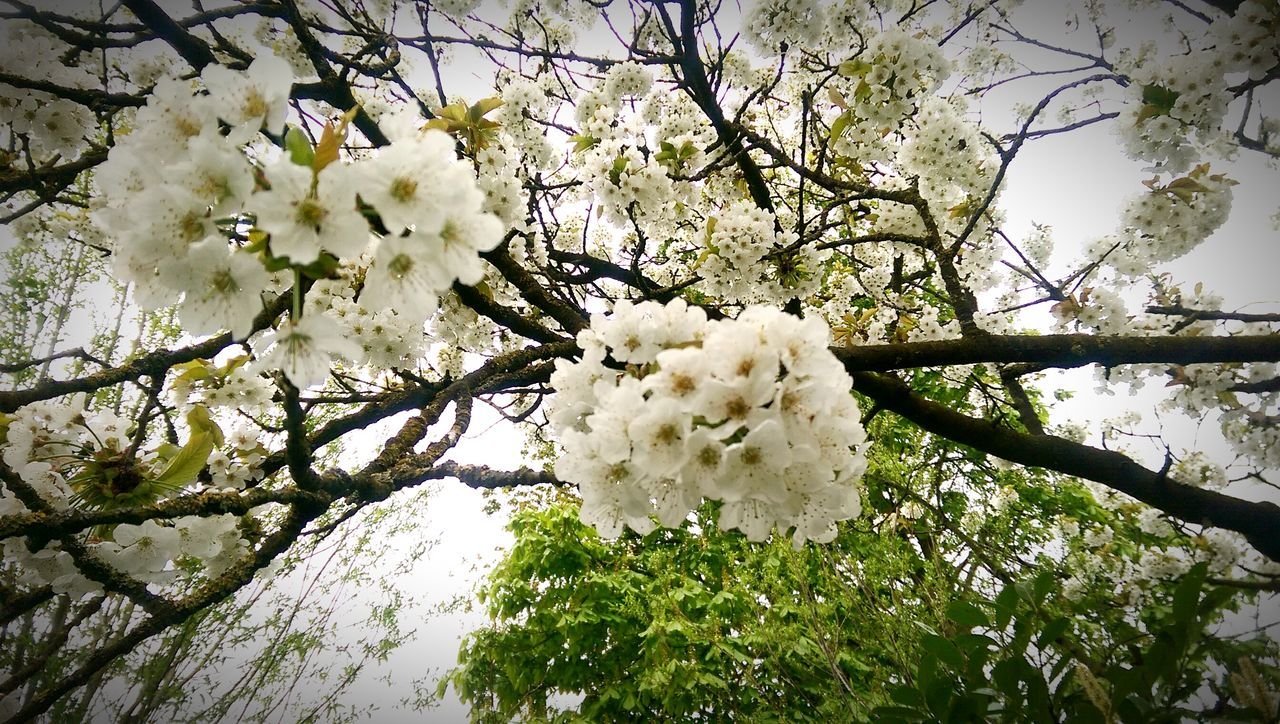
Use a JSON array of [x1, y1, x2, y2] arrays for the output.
[[248, 161, 369, 264], [161, 237, 271, 339], [201, 54, 293, 141], [254, 312, 361, 388]]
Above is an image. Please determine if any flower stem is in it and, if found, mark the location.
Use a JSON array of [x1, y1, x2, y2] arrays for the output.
[[292, 268, 303, 319]]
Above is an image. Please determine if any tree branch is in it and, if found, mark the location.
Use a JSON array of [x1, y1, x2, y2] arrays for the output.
[[833, 333, 1280, 372], [847, 370, 1280, 560]]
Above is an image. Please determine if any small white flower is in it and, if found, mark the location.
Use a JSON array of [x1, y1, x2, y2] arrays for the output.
[[226, 425, 260, 451], [585, 378, 646, 464], [169, 130, 255, 216], [695, 372, 776, 433], [716, 419, 792, 503], [434, 209, 504, 286], [359, 233, 450, 320], [351, 132, 463, 233], [162, 237, 270, 339], [176, 515, 227, 560], [681, 428, 726, 497], [627, 397, 691, 477], [111, 520, 180, 575], [201, 54, 293, 141], [134, 75, 217, 151], [647, 477, 697, 528], [248, 161, 369, 264], [254, 312, 361, 388], [645, 347, 709, 406], [598, 300, 662, 364], [718, 498, 775, 542]]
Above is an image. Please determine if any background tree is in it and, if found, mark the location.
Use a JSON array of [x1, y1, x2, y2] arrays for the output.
[[0, 219, 443, 721], [455, 406, 1280, 720], [0, 0, 1278, 720]]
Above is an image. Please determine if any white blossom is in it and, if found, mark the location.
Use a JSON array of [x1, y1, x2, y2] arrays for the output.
[[253, 161, 366, 262], [253, 312, 361, 388]]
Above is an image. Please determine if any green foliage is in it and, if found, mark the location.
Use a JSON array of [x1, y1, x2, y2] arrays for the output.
[[1135, 84, 1181, 124], [285, 125, 316, 167], [873, 564, 1280, 723], [455, 375, 1279, 722], [425, 97, 504, 153], [448, 485, 981, 722]]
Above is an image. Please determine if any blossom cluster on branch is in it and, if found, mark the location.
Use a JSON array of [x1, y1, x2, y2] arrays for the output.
[[93, 56, 503, 388], [0, 0, 1278, 717], [1, 395, 256, 596], [550, 300, 867, 545]]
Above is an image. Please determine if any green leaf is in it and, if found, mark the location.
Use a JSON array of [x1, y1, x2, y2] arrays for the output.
[[1134, 103, 1164, 124], [890, 686, 925, 708], [871, 704, 927, 721], [285, 125, 315, 167], [1031, 570, 1055, 605], [921, 634, 965, 670], [994, 584, 1019, 630], [186, 404, 224, 446], [470, 97, 504, 120], [992, 658, 1023, 700], [172, 360, 213, 388], [838, 59, 873, 78], [1036, 617, 1070, 650], [570, 134, 599, 153], [947, 601, 989, 630], [153, 441, 180, 460], [1172, 563, 1208, 627], [1024, 661, 1052, 719], [299, 252, 341, 280], [828, 87, 849, 110], [923, 676, 954, 718], [831, 111, 853, 141], [152, 429, 214, 488], [1141, 84, 1180, 112]]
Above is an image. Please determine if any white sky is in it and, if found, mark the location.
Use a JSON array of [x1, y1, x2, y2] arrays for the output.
[[1, 0, 1278, 720]]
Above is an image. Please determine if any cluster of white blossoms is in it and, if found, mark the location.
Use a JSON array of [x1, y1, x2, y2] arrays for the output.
[[1204, 0, 1280, 81], [898, 97, 996, 232], [844, 27, 952, 128], [1059, 513, 1246, 610], [1116, 59, 1231, 174], [1100, 169, 1234, 274], [697, 201, 828, 305], [0, 25, 101, 162], [94, 59, 287, 318], [89, 55, 503, 388], [549, 300, 868, 547], [603, 61, 655, 101], [743, 0, 825, 52], [562, 69, 708, 258], [1116, 0, 1279, 172], [580, 140, 679, 227], [0, 397, 255, 596], [1052, 285, 1131, 335], [432, 0, 481, 20]]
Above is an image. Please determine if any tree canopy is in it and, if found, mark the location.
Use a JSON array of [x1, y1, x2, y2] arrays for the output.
[[0, 0, 1279, 720]]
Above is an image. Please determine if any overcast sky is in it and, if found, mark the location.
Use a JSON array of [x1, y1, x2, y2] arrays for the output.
[[2, 0, 1278, 720]]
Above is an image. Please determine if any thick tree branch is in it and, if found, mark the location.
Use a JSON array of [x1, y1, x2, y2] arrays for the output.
[[481, 245, 588, 335], [1146, 305, 1280, 324], [120, 0, 218, 70], [0, 294, 289, 414], [848, 370, 1280, 560], [0, 149, 108, 196], [413, 461, 560, 491], [450, 283, 567, 344], [667, 0, 775, 214], [833, 333, 1280, 373]]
